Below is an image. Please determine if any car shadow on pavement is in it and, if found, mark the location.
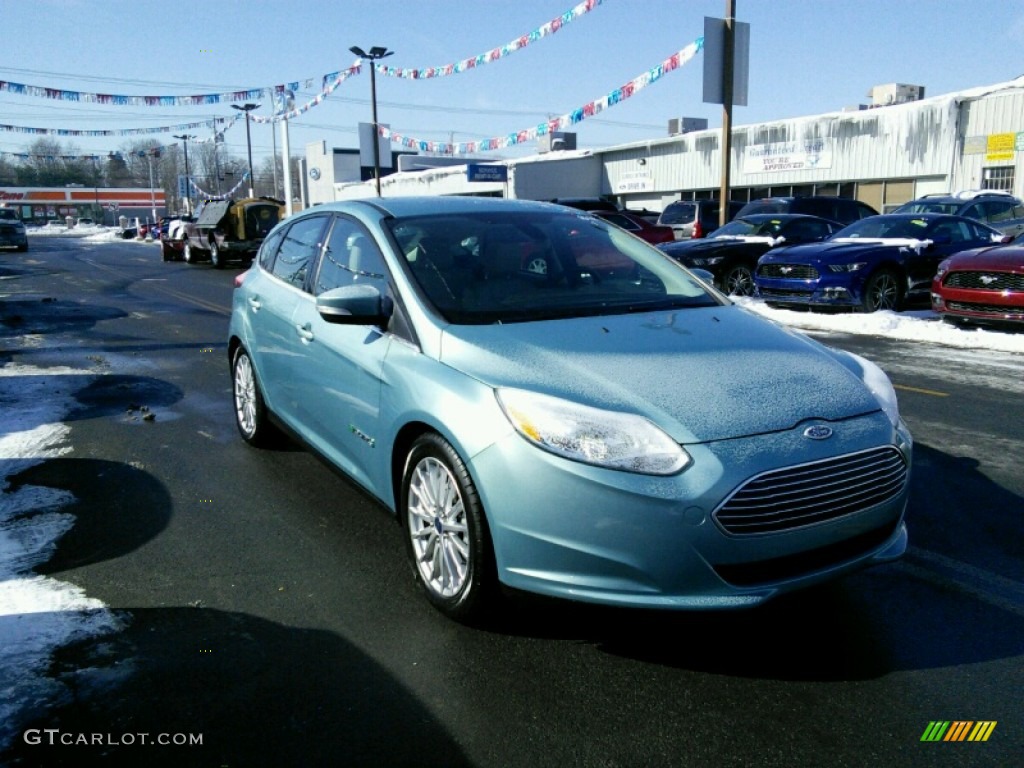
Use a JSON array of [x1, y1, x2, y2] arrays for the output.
[[2, 606, 473, 768], [4, 458, 172, 573]]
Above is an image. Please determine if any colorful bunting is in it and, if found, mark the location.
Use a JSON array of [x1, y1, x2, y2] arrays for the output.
[[375, 0, 603, 80], [379, 38, 702, 156], [0, 116, 235, 138]]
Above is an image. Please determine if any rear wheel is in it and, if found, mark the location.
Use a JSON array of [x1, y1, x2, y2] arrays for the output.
[[401, 433, 496, 623], [210, 239, 223, 269], [232, 347, 274, 446], [861, 269, 902, 312]]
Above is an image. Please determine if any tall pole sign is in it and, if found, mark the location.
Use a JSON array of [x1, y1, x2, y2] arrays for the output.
[[703, 1, 750, 226]]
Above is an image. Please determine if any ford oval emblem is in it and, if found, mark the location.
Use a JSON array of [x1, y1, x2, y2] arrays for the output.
[[803, 425, 833, 440]]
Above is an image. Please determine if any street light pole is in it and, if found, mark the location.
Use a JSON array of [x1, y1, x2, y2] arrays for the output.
[[349, 45, 394, 197], [232, 103, 260, 197], [146, 148, 158, 226], [173, 133, 194, 213]]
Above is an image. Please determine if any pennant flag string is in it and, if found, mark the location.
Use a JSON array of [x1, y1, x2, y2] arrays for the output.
[[379, 38, 702, 156], [189, 171, 250, 200], [374, 0, 603, 80], [250, 63, 362, 123], [0, 115, 238, 138], [0, 1, 605, 111]]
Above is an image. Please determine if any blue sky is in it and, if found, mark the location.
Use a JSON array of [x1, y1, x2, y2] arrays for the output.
[[2, 0, 1023, 166]]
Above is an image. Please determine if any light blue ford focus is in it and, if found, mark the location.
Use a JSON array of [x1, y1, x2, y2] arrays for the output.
[[228, 196, 911, 622]]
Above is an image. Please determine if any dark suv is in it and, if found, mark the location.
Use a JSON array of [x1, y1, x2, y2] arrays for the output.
[[736, 196, 877, 225], [892, 191, 1024, 239], [657, 199, 743, 240]]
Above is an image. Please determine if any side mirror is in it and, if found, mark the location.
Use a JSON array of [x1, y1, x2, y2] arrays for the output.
[[316, 284, 392, 326]]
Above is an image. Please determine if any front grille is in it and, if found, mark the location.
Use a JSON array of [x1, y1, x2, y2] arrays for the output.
[[758, 263, 820, 279], [946, 300, 1024, 318], [944, 271, 1024, 291], [714, 446, 907, 535], [757, 287, 814, 299]]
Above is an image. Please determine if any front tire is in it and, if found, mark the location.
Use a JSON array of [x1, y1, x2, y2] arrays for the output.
[[861, 269, 902, 312], [232, 347, 273, 446], [720, 263, 755, 296], [401, 433, 496, 622], [183, 239, 195, 264]]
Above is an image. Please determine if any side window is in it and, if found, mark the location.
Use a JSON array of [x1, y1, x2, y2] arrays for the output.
[[801, 199, 830, 219], [854, 202, 877, 220], [959, 202, 984, 222], [270, 216, 328, 289], [258, 228, 285, 270], [966, 220, 999, 241], [314, 216, 389, 296], [982, 200, 1016, 224]]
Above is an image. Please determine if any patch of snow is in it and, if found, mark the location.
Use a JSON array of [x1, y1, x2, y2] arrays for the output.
[[0, 363, 121, 751]]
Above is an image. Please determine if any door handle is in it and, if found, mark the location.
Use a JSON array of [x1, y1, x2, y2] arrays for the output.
[[248, 296, 262, 312], [296, 322, 315, 342]]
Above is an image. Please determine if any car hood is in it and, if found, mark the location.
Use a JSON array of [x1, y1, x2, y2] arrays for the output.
[[437, 306, 879, 444], [662, 238, 772, 259], [761, 238, 930, 263], [945, 245, 1024, 271]]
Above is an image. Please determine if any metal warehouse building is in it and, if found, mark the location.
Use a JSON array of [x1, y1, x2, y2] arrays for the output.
[[326, 75, 1024, 213]]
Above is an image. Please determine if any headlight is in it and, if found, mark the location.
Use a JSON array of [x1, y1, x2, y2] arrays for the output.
[[934, 260, 950, 279], [828, 262, 867, 273], [693, 256, 724, 266], [495, 388, 691, 475], [848, 353, 901, 427]]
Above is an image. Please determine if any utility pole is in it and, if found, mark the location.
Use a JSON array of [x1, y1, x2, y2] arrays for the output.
[[719, 0, 735, 227]]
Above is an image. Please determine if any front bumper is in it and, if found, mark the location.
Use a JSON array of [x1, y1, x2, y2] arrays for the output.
[[471, 410, 912, 609], [931, 285, 1024, 324], [755, 273, 866, 307]]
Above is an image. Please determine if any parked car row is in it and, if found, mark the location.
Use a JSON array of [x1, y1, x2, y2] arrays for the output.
[[647, 203, 1022, 327]]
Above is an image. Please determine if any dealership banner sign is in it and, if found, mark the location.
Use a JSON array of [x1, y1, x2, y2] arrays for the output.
[[743, 138, 834, 173]]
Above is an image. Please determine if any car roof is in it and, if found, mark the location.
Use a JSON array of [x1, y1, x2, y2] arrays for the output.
[[309, 196, 569, 219], [736, 213, 833, 222]]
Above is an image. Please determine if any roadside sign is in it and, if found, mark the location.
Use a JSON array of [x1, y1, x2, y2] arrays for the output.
[[466, 164, 508, 183]]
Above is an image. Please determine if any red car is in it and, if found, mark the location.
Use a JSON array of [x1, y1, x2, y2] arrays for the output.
[[931, 240, 1024, 326], [593, 210, 675, 245]]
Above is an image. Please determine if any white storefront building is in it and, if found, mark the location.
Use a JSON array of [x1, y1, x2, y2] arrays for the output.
[[318, 76, 1024, 213]]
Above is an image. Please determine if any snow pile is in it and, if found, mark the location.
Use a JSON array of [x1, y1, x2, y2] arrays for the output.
[[735, 298, 1024, 354], [0, 363, 121, 750]]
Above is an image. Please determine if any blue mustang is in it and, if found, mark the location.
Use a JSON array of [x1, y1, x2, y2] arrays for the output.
[[755, 213, 1007, 311]]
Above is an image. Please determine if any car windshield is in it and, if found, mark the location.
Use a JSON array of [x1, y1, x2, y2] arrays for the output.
[[657, 203, 696, 225], [386, 210, 718, 324], [832, 216, 934, 239], [0, 209, 18, 220], [711, 218, 782, 237]]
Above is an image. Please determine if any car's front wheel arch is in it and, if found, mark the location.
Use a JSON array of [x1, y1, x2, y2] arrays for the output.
[[399, 430, 498, 623]]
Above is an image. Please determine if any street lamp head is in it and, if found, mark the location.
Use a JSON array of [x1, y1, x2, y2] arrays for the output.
[[350, 45, 393, 60], [231, 103, 260, 113]]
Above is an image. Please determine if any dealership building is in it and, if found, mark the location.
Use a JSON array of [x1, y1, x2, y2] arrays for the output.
[[309, 76, 1024, 213]]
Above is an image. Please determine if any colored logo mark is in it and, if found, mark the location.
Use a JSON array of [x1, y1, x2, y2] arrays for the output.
[[920, 721, 997, 742]]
